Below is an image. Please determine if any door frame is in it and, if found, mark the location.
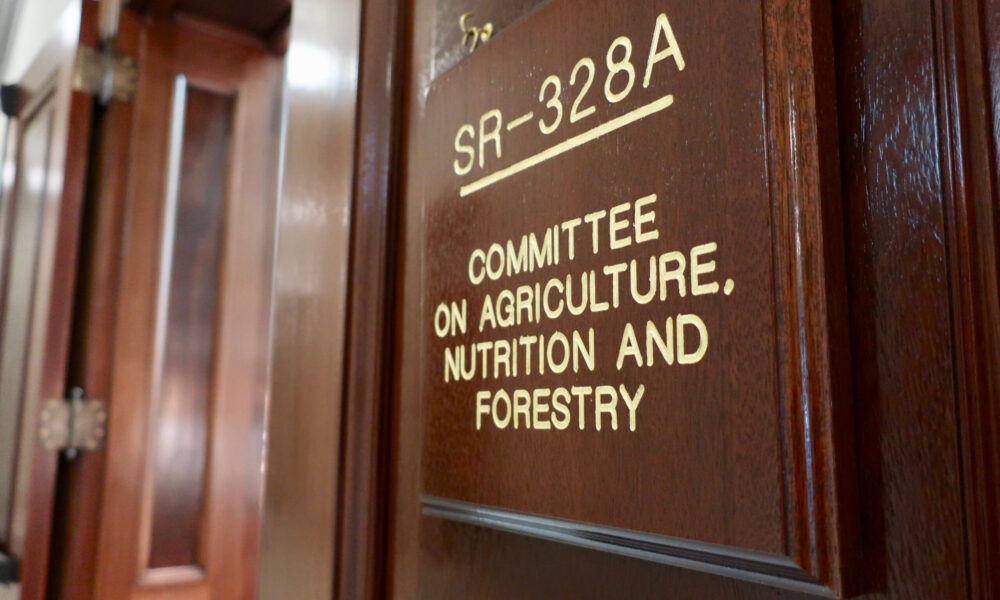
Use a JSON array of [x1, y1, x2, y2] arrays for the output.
[[0, 2, 96, 598], [258, 0, 406, 598]]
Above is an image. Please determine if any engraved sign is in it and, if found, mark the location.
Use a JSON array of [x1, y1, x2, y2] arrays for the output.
[[414, 0, 857, 595]]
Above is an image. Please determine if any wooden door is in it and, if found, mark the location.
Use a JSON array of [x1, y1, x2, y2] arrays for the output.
[[85, 14, 283, 600], [0, 2, 94, 596], [367, 0, 1000, 599], [0, 4, 283, 599]]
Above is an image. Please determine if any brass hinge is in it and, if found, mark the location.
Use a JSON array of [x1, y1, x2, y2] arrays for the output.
[[39, 387, 108, 459], [73, 46, 137, 103]]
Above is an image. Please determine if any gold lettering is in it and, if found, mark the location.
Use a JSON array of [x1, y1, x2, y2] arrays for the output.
[[644, 12, 685, 89]]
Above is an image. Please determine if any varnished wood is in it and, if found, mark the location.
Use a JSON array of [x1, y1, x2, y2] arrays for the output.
[[146, 85, 231, 570], [380, 0, 998, 598], [762, 0, 857, 591], [429, 0, 547, 77], [17, 0, 987, 598], [2, 3, 94, 599], [255, 0, 361, 597], [47, 9, 141, 598], [936, 0, 1000, 596], [93, 13, 283, 600], [404, 0, 857, 594], [835, 1, 970, 597], [334, 0, 408, 598], [129, 0, 290, 45]]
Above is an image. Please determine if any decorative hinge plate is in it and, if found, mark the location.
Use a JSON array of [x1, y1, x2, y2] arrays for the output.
[[39, 388, 107, 459], [73, 46, 137, 103]]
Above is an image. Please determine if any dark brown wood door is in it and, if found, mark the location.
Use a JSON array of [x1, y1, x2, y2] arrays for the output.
[[84, 14, 283, 600], [379, 0, 1000, 599], [1, 5, 283, 600]]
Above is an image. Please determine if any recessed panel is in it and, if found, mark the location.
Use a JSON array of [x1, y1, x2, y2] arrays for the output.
[[147, 83, 232, 570], [414, 0, 856, 594]]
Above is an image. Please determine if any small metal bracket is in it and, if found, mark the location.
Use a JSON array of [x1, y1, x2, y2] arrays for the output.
[[39, 387, 107, 459], [73, 45, 137, 104], [459, 12, 493, 53]]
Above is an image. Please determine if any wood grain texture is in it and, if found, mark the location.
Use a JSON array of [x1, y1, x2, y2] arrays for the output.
[[835, 0, 968, 596], [146, 85, 231, 570], [408, 0, 856, 594], [762, 0, 858, 592], [92, 14, 282, 600], [383, 0, 984, 597], [935, 0, 1000, 597]]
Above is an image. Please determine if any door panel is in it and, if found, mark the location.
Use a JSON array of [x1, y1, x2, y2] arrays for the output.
[[93, 16, 282, 600], [0, 3, 95, 598], [382, 0, 997, 599], [398, 0, 855, 595], [0, 101, 56, 545], [145, 83, 230, 572]]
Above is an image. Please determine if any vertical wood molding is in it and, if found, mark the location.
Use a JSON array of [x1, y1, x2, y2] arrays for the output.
[[934, 0, 1000, 597], [12, 3, 92, 598], [335, 0, 408, 598], [386, 1, 438, 595], [765, 0, 861, 593], [47, 10, 140, 598], [257, 0, 360, 599]]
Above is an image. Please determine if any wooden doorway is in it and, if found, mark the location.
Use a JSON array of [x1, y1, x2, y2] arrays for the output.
[[0, 2, 288, 599], [313, 1, 1000, 599]]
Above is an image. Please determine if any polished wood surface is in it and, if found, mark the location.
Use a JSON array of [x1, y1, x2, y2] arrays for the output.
[[334, 0, 407, 598], [129, 0, 290, 45], [406, 0, 854, 595], [939, 0, 1000, 595], [378, 0, 1000, 598], [147, 85, 231, 570], [92, 13, 283, 600], [47, 9, 141, 598], [256, 0, 360, 597], [979, 1, 1000, 589], [835, 1, 977, 596], [1, 3, 95, 598], [2, 0, 991, 597]]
